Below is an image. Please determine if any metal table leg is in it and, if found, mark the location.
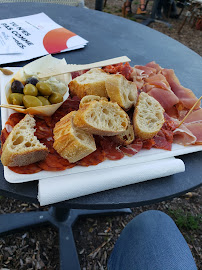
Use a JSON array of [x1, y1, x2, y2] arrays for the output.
[[0, 206, 132, 270]]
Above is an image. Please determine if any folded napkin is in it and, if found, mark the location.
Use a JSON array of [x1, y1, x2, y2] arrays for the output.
[[38, 157, 185, 206]]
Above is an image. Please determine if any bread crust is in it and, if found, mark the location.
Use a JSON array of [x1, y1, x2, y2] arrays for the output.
[[73, 100, 129, 136], [114, 124, 135, 145], [79, 95, 108, 108], [1, 114, 48, 167], [133, 92, 165, 140], [105, 74, 138, 110], [68, 68, 109, 99], [53, 111, 96, 163]]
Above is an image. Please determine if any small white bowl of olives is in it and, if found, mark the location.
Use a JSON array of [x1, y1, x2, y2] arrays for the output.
[[6, 76, 69, 117]]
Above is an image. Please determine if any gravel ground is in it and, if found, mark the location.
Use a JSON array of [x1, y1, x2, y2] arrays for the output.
[[0, 1, 202, 269]]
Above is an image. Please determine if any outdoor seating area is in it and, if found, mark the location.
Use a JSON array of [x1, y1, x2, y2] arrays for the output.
[[0, 1, 201, 269]]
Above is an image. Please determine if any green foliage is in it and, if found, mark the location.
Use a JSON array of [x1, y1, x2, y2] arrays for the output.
[[168, 209, 201, 231]]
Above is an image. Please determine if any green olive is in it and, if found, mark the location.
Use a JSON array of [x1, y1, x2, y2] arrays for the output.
[[23, 84, 38, 96], [9, 93, 24, 105], [23, 95, 42, 108], [49, 92, 63, 104], [37, 96, 51, 106], [36, 82, 52, 96]]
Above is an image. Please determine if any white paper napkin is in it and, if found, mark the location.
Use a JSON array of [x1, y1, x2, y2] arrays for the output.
[[38, 157, 185, 206]]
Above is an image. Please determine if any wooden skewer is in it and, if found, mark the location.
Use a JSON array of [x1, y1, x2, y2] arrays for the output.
[[38, 56, 131, 79], [178, 96, 202, 128], [0, 104, 24, 109], [0, 68, 13, 76]]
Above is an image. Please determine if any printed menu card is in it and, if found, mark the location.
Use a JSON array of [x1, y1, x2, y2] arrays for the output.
[[0, 13, 88, 65]]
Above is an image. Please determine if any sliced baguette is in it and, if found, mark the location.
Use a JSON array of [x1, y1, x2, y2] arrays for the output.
[[53, 111, 96, 163], [114, 123, 135, 145], [133, 92, 165, 140], [105, 74, 138, 110], [1, 114, 48, 167], [73, 100, 129, 136], [79, 95, 108, 108], [68, 68, 109, 99]]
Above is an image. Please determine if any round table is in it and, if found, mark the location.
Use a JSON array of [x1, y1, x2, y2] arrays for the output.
[[0, 3, 202, 269]]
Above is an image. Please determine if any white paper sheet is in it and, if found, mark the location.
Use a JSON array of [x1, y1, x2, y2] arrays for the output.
[[38, 157, 185, 206], [0, 13, 88, 64]]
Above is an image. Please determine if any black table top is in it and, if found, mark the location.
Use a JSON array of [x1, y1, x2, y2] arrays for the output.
[[0, 2, 202, 209]]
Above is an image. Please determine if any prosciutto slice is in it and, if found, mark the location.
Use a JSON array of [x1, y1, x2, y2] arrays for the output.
[[175, 108, 202, 144], [184, 122, 202, 144], [142, 74, 179, 111], [183, 108, 202, 123], [162, 69, 200, 110], [145, 61, 162, 73], [173, 124, 197, 145], [134, 65, 157, 78]]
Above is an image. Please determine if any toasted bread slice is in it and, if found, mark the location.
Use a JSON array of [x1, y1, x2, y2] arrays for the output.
[[53, 111, 96, 163], [73, 100, 129, 136], [133, 92, 165, 140], [114, 124, 135, 145], [1, 114, 48, 167], [79, 95, 108, 108], [105, 74, 138, 110], [68, 68, 110, 99]]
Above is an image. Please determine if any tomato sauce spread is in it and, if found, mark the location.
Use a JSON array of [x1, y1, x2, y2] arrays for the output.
[[0, 66, 175, 174]]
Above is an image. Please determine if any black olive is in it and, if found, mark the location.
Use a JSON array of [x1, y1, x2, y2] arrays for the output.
[[25, 77, 39, 86], [11, 80, 24, 94]]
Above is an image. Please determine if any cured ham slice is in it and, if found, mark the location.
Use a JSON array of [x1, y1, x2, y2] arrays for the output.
[[162, 69, 200, 110], [173, 124, 197, 145], [183, 108, 202, 123], [142, 74, 179, 111], [184, 122, 202, 144], [144, 74, 170, 91], [147, 88, 179, 111], [174, 108, 202, 144], [119, 138, 143, 156], [134, 65, 157, 79], [145, 61, 162, 73], [132, 64, 160, 90], [131, 68, 144, 89]]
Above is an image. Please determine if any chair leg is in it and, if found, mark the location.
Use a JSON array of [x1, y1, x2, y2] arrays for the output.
[[0, 207, 132, 270]]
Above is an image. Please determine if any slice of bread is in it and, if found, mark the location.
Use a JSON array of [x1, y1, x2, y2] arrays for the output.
[[133, 92, 165, 140], [105, 74, 138, 110], [79, 95, 108, 108], [68, 68, 109, 99], [114, 124, 135, 146], [1, 114, 48, 167], [73, 100, 129, 136], [53, 111, 96, 163]]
